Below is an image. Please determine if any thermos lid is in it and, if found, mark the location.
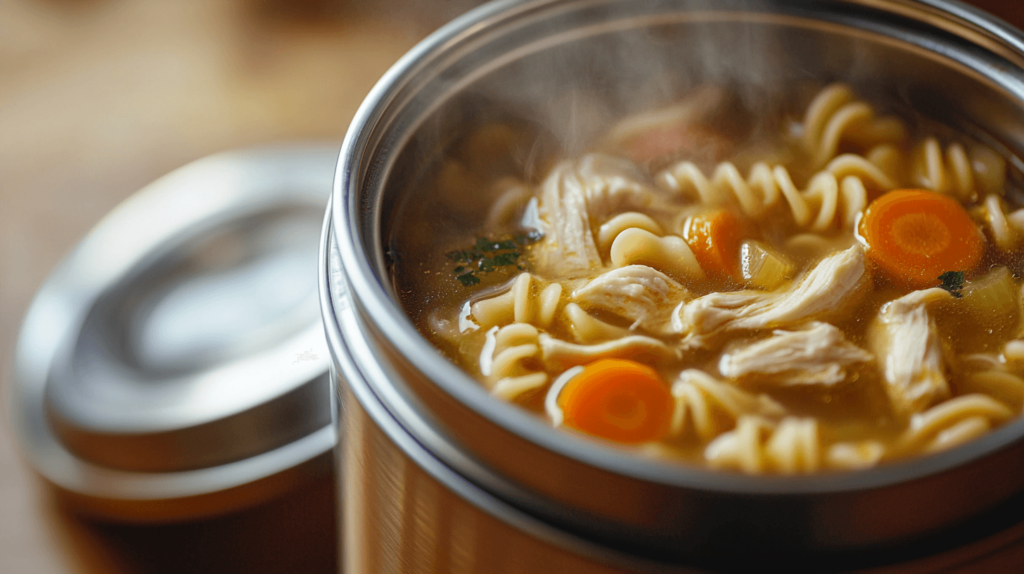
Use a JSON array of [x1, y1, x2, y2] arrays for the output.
[[7, 145, 338, 522]]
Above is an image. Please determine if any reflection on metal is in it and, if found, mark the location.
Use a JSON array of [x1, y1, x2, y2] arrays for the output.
[[8, 144, 339, 522], [324, 0, 1024, 570]]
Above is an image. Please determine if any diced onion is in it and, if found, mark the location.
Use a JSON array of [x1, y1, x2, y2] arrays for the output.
[[961, 266, 1020, 337], [740, 240, 795, 290]]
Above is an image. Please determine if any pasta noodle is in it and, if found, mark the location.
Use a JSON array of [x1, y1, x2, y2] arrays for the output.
[[800, 83, 907, 169], [976, 193, 1024, 251], [563, 302, 630, 343], [597, 211, 664, 254], [960, 369, 1024, 411], [826, 441, 886, 470], [481, 323, 549, 400], [910, 137, 1006, 200], [656, 160, 870, 231], [897, 394, 1013, 454], [472, 273, 562, 329], [607, 228, 704, 280], [669, 370, 786, 442], [704, 416, 822, 474], [397, 82, 1024, 475]]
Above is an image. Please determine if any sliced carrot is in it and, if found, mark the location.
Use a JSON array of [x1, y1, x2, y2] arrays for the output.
[[860, 189, 983, 289], [682, 209, 745, 280], [558, 359, 673, 444]]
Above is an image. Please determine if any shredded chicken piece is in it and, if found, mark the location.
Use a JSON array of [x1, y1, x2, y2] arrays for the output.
[[534, 154, 660, 275], [718, 322, 873, 386], [677, 245, 867, 337], [601, 86, 732, 168], [573, 265, 691, 335], [539, 333, 679, 371], [870, 288, 953, 416]]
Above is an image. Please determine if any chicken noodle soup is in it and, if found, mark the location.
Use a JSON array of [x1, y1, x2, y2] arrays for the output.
[[394, 83, 1024, 474]]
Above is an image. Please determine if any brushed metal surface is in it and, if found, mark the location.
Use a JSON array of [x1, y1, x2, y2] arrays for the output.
[[326, 0, 1024, 569], [9, 145, 338, 520]]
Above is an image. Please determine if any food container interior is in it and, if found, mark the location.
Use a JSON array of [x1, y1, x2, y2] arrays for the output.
[[330, 0, 1024, 568]]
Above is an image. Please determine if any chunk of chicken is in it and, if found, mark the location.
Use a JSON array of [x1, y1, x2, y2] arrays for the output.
[[534, 154, 661, 275], [601, 86, 732, 168], [718, 322, 874, 386], [870, 288, 953, 416], [573, 265, 691, 335], [676, 245, 867, 337]]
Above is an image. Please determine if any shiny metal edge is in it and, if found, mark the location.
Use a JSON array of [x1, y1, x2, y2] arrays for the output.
[[319, 215, 696, 574], [330, 0, 1024, 496], [44, 146, 334, 432], [322, 195, 1024, 572]]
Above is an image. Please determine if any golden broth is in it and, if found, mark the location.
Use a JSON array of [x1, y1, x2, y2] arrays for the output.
[[392, 84, 1024, 474]]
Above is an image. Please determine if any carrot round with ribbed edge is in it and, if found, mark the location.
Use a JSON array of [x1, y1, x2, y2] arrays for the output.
[[860, 189, 983, 289], [558, 359, 673, 444], [682, 209, 745, 280]]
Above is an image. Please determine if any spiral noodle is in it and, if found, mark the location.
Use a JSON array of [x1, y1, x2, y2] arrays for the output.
[[480, 323, 549, 400], [826, 441, 885, 470], [597, 211, 663, 254], [1004, 339, 1024, 363], [976, 194, 1024, 251], [825, 151, 898, 191], [484, 177, 534, 228], [897, 394, 1013, 454], [668, 370, 786, 443], [704, 416, 822, 474], [544, 365, 584, 427], [910, 137, 1006, 201], [563, 302, 629, 343], [959, 350, 1024, 411], [961, 369, 1024, 412], [862, 143, 904, 185], [657, 161, 871, 231], [801, 83, 906, 169], [600, 223, 704, 281], [471, 273, 563, 329]]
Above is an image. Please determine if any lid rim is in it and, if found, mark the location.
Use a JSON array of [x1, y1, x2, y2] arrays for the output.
[[7, 144, 340, 519]]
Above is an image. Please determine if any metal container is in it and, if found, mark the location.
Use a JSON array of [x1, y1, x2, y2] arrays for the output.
[[9, 146, 337, 521], [323, 0, 1024, 571]]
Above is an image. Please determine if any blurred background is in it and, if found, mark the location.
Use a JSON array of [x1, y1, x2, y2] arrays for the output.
[[1, 0, 1023, 573]]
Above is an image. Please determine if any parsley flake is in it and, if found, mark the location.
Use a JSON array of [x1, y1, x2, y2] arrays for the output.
[[938, 270, 965, 298], [456, 272, 481, 286], [448, 230, 543, 287]]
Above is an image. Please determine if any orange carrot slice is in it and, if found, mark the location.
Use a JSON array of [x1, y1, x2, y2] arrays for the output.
[[558, 359, 673, 444], [682, 209, 745, 280], [860, 189, 983, 289]]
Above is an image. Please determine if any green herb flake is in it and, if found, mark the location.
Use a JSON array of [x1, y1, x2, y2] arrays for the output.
[[449, 232, 539, 287], [938, 270, 965, 298], [475, 237, 514, 252], [494, 239, 518, 251], [456, 272, 481, 286], [487, 253, 520, 267]]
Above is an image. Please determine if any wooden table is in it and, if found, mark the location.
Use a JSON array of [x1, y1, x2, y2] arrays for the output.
[[2, 1, 1024, 572], [0, 1, 430, 571]]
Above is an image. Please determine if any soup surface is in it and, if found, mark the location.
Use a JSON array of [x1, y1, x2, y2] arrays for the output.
[[393, 84, 1024, 474]]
